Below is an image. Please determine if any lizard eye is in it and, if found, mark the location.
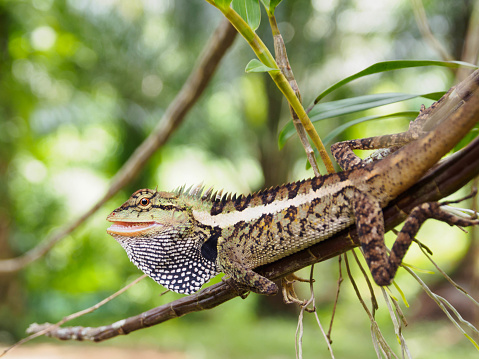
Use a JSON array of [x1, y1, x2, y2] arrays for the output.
[[139, 197, 150, 206]]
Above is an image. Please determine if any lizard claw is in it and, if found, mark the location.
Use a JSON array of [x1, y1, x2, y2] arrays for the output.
[[281, 273, 314, 307]]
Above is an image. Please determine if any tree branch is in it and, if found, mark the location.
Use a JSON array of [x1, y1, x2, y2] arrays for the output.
[[0, 19, 237, 273], [26, 132, 479, 342]]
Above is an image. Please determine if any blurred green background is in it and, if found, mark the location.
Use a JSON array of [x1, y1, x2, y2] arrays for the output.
[[0, 0, 478, 358]]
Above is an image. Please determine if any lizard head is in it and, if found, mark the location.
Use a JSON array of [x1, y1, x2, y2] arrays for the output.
[[106, 188, 218, 294], [106, 188, 191, 237]]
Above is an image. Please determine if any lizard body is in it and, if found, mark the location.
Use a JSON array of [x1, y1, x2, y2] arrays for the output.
[[107, 70, 479, 295]]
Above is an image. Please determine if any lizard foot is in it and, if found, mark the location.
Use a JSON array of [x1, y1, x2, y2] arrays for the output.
[[281, 273, 314, 307], [223, 277, 250, 299]]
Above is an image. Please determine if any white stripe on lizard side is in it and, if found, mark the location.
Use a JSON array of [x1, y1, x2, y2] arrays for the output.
[[192, 180, 353, 228]]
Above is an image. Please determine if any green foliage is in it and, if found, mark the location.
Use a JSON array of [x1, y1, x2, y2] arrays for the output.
[[278, 92, 445, 148], [245, 58, 279, 72], [232, 0, 261, 30], [314, 60, 478, 103], [215, 0, 233, 9], [1, 0, 478, 357], [277, 60, 477, 148], [322, 111, 419, 146], [260, 0, 283, 15]]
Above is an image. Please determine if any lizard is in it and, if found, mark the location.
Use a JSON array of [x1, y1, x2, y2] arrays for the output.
[[106, 69, 479, 296]]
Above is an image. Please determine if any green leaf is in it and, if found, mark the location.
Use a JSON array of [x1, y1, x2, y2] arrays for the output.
[[313, 60, 477, 103], [278, 91, 444, 148], [259, 0, 270, 9], [270, 0, 283, 8], [245, 59, 278, 73], [309, 92, 442, 120], [232, 0, 261, 31], [215, 0, 233, 9], [322, 111, 418, 146], [303, 111, 418, 170], [260, 0, 283, 14]]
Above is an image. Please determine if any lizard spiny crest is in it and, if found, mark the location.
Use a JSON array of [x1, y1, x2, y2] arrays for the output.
[[107, 188, 218, 294]]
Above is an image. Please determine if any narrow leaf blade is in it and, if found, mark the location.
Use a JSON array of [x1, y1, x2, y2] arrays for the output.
[[314, 60, 477, 103], [303, 111, 418, 170], [278, 92, 444, 148], [322, 111, 418, 146]]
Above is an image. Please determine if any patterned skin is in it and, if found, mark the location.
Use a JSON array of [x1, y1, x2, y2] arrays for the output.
[[107, 70, 479, 295]]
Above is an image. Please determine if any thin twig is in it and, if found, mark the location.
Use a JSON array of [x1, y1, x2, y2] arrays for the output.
[[295, 266, 315, 359], [381, 288, 412, 359], [309, 267, 335, 358], [1, 274, 147, 357], [410, 0, 453, 61], [457, 0, 479, 81], [0, 19, 238, 274], [344, 253, 397, 359], [352, 249, 378, 314], [402, 265, 479, 349], [295, 264, 334, 359], [327, 256, 343, 343], [295, 300, 305, 359], [268, 14, 321, 176], [414, 232, 479, 308]]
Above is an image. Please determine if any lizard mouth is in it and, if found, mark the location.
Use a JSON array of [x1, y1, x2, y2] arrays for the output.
[[107, 221, 161, 236]]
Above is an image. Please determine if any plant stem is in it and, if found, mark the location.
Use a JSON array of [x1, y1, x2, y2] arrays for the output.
[[267, 13, 321, 176], [212, 3, 335, 173]]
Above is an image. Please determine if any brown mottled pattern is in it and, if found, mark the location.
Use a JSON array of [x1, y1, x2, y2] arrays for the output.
[[216, 184, 356, 291], [234, 194, 251, 211], [285, 180, 301, 199], [107, 70, 479, 295], [351, 190, 390, 285]]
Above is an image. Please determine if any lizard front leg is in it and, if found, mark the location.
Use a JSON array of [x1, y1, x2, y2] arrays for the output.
[[331, 131, 421, 171], [353, 189, 479, 286], [330, 99, 449, 171], [216, 236, 278, 295]]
